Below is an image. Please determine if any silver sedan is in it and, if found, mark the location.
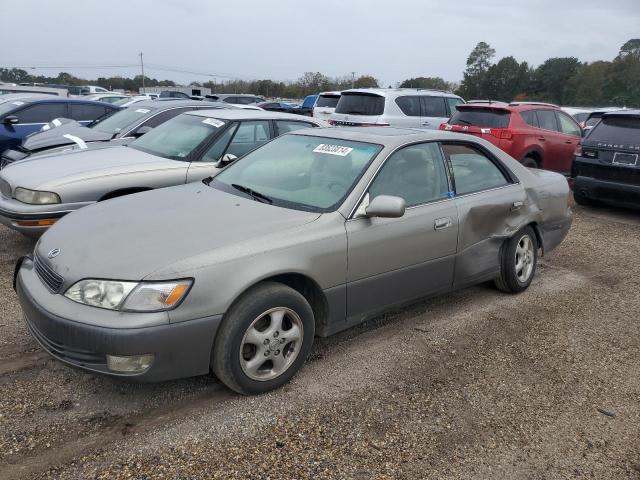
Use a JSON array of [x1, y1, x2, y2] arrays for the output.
[[0, 110, 327, 236], [15, 127, 572, 394]]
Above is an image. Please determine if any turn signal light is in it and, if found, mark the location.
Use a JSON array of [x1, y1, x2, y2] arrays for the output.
[[16, 219, 58, 227]]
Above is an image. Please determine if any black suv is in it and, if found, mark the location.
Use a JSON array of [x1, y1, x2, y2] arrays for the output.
[[573, 110, 640, 208]]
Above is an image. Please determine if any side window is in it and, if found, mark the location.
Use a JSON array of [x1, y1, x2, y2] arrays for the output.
[[442, 144, 509, 195], [201, 124, 238, 162], [395, 96, 421, 117], [536, 110, 559, 132], [141, 108, 190, 129], [445, 98, 464, 115], [368, 143, 449, 207], [421, 97, 448, 117], [556, 112, 581, 136], [226, 121, 270, 157], [15, 103, 67, 123], [69, 104, 108, 121], [520, 110, 539, 128], [275, 120, 316, 135], [223, 97, 237, 104]]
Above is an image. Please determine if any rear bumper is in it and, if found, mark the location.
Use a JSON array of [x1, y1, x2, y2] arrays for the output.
[[16, 260, 222, 382], [540, 214, 572, 254], [574, 176, 640, 208]]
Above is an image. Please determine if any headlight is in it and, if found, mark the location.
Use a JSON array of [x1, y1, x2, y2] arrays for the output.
[[15, 187, 61, 205], [64, 279, 192, 312]]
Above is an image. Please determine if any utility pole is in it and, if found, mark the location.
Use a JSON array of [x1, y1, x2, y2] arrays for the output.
[[351, 71, 356, 89], [139, 52, 145, 92]]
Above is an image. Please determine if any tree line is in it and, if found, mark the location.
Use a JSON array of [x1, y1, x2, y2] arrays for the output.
[[1, 38, 638, 106]]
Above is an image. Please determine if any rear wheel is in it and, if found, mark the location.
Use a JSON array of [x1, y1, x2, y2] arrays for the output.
[[495, 226, 538, 293], [212, 282, 315, 395], [521, 155, 539, 168]]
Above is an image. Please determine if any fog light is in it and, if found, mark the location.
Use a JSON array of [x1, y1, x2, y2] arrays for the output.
[[106, 354, 154, 373]]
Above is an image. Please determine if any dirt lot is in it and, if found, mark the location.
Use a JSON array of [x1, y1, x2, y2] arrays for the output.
[[0, 205, 639, 479]]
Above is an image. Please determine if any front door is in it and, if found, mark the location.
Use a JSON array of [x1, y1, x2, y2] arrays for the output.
[[346, 142, 458, 319]]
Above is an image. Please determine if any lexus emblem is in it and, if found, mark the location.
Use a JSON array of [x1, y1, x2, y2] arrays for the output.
[[47, 248, 60, 259]]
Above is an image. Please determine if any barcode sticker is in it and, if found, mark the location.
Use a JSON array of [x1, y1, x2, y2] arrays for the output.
[[313, 144, 353, 156], [202, 118, 225, 128], [12, 101, 25, 106], [135, 108, 150, 114]]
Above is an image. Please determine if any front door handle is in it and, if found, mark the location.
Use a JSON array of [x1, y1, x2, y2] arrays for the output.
[[434, 217, 452, 230], [511, 201, 524, 211]]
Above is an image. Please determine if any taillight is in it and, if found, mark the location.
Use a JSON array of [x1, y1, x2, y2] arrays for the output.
[[574, 144, 582, 157], [499, 129, 513, 140], [439, 122, 448, 130]]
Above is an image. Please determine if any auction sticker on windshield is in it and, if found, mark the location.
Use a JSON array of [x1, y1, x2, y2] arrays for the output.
[[313, 144, 353, 156], [135, 109, 150, 114], [202, 118, 225, 128]]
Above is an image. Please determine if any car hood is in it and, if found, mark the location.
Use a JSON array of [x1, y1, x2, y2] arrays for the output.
[[22, 124, 112, 152], [36, 182, 321, 283], [0, 146, 170, 191]]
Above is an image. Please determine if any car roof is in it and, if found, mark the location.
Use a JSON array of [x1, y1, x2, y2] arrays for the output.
[[130, 99, 229, 109], [318, 91, 341, 96], [602, 109, 640, 118], [461, 101, 561, 112], [289, 126, 472, 146], [185, 109, 324, 122], [341, 88, 461, 99], [1, 96, 113, 106]]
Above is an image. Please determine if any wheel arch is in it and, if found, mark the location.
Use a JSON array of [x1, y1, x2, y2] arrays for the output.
[[225, 272, 330, 337], [521, 148, 543, 168]]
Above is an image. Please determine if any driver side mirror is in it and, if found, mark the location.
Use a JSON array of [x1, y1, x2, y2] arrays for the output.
[[365, 195, 406, 218], [3, 115, 19, 125], [132, 125, 153, 137], [219, 153, 238, 165]]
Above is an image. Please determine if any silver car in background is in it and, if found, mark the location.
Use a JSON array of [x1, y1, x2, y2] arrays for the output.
[[329, 88, 464, 129], [15, 127, 572, 394], [0, 110, 327, 236]]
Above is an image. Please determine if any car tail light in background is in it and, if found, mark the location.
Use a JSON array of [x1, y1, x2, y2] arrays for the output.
[[582, 148, 598, 159], [440, 122, 450, 130], [574, 144, 582, 157], [490, 128, 513, 140]]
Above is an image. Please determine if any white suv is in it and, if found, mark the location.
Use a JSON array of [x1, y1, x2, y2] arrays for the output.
[[312, 91, 341, 121], [328, 88, 464, 129]]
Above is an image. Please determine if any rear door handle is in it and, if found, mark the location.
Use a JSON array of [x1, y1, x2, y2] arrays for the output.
[[434, 217, 452, 230], [422, 122, 431, 126]]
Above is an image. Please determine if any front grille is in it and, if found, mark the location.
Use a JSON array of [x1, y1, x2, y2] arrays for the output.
[[0, 177, 10, 196], [34, 253, 64, 293], [27, 320, 104, 366]]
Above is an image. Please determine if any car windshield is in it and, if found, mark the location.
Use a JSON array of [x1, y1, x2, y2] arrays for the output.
[[335, 93, 384, 116], [129, 113, 224, 160], [90, 106, 157, 135], [316, 95, 340, 108], [450, 108, 511, 128], [211, 134, 382, 212], [0, 98, 29, 117], [587, 116, 640, 144]]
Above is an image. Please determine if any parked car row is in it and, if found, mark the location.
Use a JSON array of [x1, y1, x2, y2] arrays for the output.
[[5, 116, 572, 394]]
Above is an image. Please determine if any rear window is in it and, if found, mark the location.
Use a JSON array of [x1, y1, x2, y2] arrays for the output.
[[335, 93, 385, 116], [316, 95, 340, 108], [449, 108, 510, 128], [585, 114, 604, 128], [587, 116, 640, 144]]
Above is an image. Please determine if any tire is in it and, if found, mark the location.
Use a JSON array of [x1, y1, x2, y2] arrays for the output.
[[494, 226, 538, 293], [521, 155, 539, 168], [212, 282, 315, 395]]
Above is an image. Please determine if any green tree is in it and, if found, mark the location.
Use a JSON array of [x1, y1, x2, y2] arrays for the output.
[[567, 61, 611, 106], [482, 57, 532, 101], [353, 75, 379, 88], [606, 39, 640, 106], [399, 76, 454, 91], [531, 57, 581, 105], [458, 41, 495, 99]]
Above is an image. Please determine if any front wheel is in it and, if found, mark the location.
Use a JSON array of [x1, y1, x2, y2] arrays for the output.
[[495, 226, 538, 293], [212, 282, 315, 395]]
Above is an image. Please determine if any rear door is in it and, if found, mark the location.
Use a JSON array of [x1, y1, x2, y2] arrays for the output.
[[420, 96, 449, 129], [392, 96, 422, 128], [346, 142, 458, 318], [555, 111, 582, 174], [534, 109, 566, 172], [441, 142, 527, 286]]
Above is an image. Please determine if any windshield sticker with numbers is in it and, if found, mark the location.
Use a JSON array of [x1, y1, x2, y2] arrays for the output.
[[202, 118, 225, 128], [312, 144, 353, 156], [135, 108, 150, 114]]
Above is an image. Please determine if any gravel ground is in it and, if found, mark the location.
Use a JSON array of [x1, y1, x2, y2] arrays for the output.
[[0, 205, 639, 479]]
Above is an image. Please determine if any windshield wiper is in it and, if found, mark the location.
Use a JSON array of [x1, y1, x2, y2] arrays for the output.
[[231, 184, 273, 204]]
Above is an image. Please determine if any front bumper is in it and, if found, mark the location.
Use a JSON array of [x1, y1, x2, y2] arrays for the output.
[[0, 195, 89, 236], [15, 258, 222, 382]]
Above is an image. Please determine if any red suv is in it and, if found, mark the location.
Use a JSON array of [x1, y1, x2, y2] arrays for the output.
[[440, 101, 583, 173]]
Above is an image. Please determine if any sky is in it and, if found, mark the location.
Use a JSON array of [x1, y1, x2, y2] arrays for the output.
[[1, 0, 639, 87]]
